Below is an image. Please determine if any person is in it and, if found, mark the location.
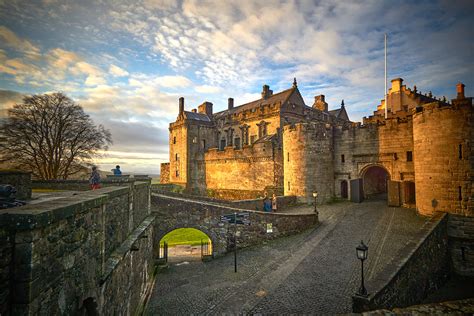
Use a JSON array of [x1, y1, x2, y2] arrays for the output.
[[113, 165, 122, 176], [272, 194, 277, 212], [89, 166, 101, 190], [263, 197, 272, 213]]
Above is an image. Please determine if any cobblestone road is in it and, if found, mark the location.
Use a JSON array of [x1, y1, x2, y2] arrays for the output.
[[145, 200, 429, 315]]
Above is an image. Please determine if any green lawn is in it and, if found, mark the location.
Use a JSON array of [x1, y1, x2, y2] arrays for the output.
[[160, 228, 210, 247]]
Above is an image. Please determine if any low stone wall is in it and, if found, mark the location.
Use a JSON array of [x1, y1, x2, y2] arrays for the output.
[[151, 193, 317, 257], [0, 182, 154, 315], [448, 214, 474, 276], [32, 176, 151, 191], [205, 188, 265, 200], [0, 170, 32, 200], [352, 212, 450, 312], [229, 196, 297, 212]]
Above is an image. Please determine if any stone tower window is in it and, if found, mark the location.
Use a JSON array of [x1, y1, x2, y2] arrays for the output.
[[220, 139, 226, 150], [175, 153, 179, 161], [406, 151, 413, 162], [176, 169, 179, 177], [288, 181, 291, 191], [287, 152, 290, 162], [192, 137, 197, 143], [458, 186, 462, 201], [173, 136, 176, 144], [201, 139, 206, 150], [459, 144, 463, 159], [341, 154, 345, 163], [234, 137, 241, 149]]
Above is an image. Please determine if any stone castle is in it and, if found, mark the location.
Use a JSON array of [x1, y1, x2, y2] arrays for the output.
[[160, 78, 473, 217]]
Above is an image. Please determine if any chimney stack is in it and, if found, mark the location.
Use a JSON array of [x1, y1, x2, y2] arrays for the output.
[[261, 85, 273, 99], [179, 97, 184, 114], [228, 98, 234, 110], [192, 109, 197, 113], [313, 94, 328, 112], [457, 82, 465, 99]]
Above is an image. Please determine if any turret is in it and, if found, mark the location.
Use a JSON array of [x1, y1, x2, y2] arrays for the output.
[[261, 85, 273, 99]]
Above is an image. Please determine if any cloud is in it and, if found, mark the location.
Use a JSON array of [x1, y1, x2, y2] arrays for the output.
[[0, 26, 40, 58], [195, 85, 222, 94], [109, 64, 129, 77]]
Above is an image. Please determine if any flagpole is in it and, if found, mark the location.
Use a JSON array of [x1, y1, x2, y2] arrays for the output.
[[384, 33, 387, 119]]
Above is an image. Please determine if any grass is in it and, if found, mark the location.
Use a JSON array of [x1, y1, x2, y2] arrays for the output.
[[32, 188, 65, 193], [160, 228, 210, 247]]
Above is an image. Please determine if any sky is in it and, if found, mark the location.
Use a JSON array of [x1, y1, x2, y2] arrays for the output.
[[0, 0, 473, 175]]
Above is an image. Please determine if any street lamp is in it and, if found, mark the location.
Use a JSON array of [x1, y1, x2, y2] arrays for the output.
[[312, 191, 318, 214], [356, 240, 369, 297]]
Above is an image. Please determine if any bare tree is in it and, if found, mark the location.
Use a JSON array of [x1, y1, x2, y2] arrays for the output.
[[0, 92, 112, 179]]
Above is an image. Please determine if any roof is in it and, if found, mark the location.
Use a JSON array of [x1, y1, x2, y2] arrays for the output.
[[213, 87, 296, 119], [328, 109, 341, 117], [183, 111, 211, 122]]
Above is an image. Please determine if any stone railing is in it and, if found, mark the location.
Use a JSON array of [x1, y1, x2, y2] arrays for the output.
[[0, 181, 154, 315], [32, 176, 151, 192], [352, 212, 450, 312]]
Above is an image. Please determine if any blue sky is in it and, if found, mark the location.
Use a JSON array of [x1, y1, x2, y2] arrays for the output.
[[0, 0, 473, 174]]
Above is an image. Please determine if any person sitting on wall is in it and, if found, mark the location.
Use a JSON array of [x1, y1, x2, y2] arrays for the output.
[[112, 165, 122, 176], [89, 166, 101, 190], [263, 197, 272, 213]]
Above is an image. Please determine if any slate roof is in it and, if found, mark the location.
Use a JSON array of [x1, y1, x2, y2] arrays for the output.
[[183, 111, 211, 122], [328, 109, 341, 117], [213, 87, 296, 119]]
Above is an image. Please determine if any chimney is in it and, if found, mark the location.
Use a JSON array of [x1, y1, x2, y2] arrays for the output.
[[261, 85, 273, 99], [179, 97, 184, 114], [391, 78, 403, 92], [313, 94, 328, 112], [192, 109, 197, 113], [457, 82, 465, 99], [228, 98, 234, 110], [198, 101, 213, 116]]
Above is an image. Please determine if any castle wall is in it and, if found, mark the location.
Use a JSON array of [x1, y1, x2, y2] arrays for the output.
[[333, 119, 414, 203], [202, 141, 281, 199], [159, 163, 170, 184], [283, 122, 334, 203], [413, 102, 473, 216]]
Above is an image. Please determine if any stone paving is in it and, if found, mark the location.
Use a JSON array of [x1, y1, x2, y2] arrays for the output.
[[145, 199, 429, 315]]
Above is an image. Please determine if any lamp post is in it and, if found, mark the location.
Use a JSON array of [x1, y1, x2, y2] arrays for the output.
[[356, 240, 368, 297], [312, 192, 318, 214]]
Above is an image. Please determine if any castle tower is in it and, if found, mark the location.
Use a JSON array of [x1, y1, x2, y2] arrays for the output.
[[283, 122, 334, 203], [412, 87, 473, 216]]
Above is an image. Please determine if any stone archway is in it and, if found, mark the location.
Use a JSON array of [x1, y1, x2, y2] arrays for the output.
[[361, 165, 390, 199], [158, 227, 213, 263]]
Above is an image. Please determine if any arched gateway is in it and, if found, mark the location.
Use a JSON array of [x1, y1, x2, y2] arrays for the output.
[[361, 165, 390, 199]]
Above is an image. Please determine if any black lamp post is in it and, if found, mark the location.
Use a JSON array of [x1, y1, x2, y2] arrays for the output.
[[312, 191, 318, 214], [356, 240, 368, 297]]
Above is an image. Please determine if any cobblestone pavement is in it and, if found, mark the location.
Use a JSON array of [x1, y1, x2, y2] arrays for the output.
[[145, 200, 429, 315]]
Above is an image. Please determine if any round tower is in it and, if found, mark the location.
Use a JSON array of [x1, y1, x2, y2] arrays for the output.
[[412, 102, 473, 216], [283, 122, 334, 204]]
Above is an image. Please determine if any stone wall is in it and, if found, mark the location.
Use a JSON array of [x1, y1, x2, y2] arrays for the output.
[[448, 214, 474, 276], [0, 182, 154, 315], [0, 170, 32, 200], [32, 176, 151, 192], [160, 163, 170, 184], [151, 193, 317, 257], [352, 212, 450, 312], [413, 102, 473, 216]]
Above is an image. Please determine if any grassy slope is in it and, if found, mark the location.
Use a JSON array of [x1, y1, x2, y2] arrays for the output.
[[160, 228, 211, 247]]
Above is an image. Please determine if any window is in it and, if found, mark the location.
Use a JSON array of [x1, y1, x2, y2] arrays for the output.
[[341, 154, 345, 163], [250, 135, 256, 144], [393, 153, 398, 160], [234, 137, 241, 149], [175, 153, 179, 161], [192, 137, 197, 143], [288, 181, 291, 191], [407, 151, 413, 162], [176, 169, 179, 177], [220, 139, 226, 150], [287, 152, 290, 162], [458, 186, 462, 201], [201, 139, 206, 150], [173, 136, 176, 144], [459, 144, 463, 159]]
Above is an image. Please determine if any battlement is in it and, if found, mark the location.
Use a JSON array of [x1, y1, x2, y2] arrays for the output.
[[412, 99, 473, 117]]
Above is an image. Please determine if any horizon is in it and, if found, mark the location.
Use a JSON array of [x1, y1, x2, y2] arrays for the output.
[[1, 0, 473, 174]]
